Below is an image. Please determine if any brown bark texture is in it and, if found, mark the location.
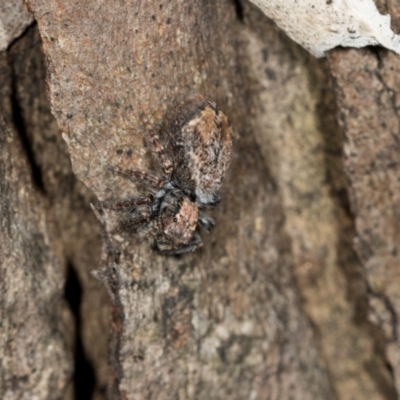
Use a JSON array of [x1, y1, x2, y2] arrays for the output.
[[0, 17, 109, 400], [1, 0, 400, 399]]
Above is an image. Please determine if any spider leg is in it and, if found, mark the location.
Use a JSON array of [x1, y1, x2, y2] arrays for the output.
[[109, 166, 164, 188], [145, 131, 174, 176], [102, 195, 154, 212], [137, 222, 156, 241], [156, 232, 202, 255], [111, 210, 153, 235], [198, 213, 215, 232], [197, 194, 220, 207]]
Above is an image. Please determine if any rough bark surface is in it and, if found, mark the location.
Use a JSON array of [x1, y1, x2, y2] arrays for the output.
[[0, 107, 70, 398], [25, 0, 334, 399], [242, 3, 396, 398], [329, 4, 400, 393], [0, 23, 110, 400], [2, 0, 400, 399]]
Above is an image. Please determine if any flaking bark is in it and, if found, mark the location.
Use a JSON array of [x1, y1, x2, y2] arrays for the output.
[[26, 0, 333, 398], [0, 24, 109, 400], [2, 0, 400, 399]]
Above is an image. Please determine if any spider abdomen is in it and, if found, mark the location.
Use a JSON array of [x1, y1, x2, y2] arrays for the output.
[[161, 95, 233, 205]]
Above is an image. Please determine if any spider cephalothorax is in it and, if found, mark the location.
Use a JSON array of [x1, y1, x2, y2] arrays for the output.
[[103, 95, 232, 255]]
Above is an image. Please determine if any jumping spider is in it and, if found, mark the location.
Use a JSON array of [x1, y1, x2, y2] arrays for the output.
[[102, 95, 233, 255]]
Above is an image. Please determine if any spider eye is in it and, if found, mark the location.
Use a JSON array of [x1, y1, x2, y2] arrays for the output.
[[173, 217, 178, 223]]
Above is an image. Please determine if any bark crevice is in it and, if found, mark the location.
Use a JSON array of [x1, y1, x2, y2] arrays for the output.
[[8, 33, 45, 193], [64, 262, 97, 400]]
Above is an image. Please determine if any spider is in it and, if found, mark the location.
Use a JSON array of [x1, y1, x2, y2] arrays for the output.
[[102, 95, 233, 255]]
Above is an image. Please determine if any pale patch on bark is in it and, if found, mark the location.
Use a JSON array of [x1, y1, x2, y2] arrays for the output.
[[248, 0, 400, 57], [0, 0, 33, 51]]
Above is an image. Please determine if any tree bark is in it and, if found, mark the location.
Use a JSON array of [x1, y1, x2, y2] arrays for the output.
[[1, 0, 400, 399], [0, 21, 109, 400]]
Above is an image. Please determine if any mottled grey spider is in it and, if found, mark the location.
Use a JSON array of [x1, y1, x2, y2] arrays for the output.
[[102, 95, 233, 255]]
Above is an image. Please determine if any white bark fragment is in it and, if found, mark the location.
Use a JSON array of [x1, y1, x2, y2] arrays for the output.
[[248, 0, 400, 57], [0, 1, 33, 51]]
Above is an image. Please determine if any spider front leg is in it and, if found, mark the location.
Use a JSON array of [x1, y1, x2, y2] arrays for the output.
[[145, 131, 174, 177], [101, 194, 155, 212], [109, 166, 164, 189], [155, 232, 202, 255], [198, 213, 215, 232], [101, 194, 156, 237], [111, 207, 153, 236]]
